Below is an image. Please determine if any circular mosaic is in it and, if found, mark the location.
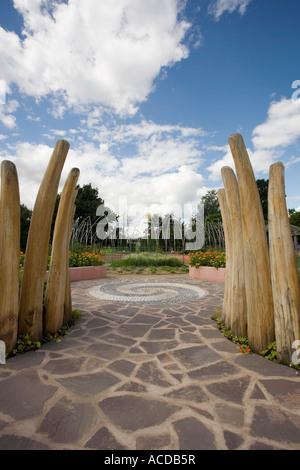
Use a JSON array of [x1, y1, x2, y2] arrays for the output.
[[88, 282, 206, 304]]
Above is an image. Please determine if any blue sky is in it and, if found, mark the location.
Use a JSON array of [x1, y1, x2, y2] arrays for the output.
[[0, 0, 300, 225]]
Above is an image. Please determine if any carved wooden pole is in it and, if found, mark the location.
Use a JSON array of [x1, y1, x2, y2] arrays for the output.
[[228, 134, 274, 352], [221, 166, 247, 337], [217, 188, 232, 329], [0, 161, 20, 354], [18, 140, 70, 341], [44, 169, 79, 335], [268, 162, 300, 363], [63, 202, 77, 324]]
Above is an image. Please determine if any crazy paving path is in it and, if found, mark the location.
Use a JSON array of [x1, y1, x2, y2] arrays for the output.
[[0, 274, 299, 450]]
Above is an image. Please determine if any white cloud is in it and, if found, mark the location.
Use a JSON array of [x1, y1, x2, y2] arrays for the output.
[[206, 146, 233, 181], [285, 156, 300, 168], [208, 0, 252, 21], [207, 144, 283, 181], [252, 98, 300, 150], [0, 99, 19, 129], [0, 119, 207, 221], [0, 79, 7, 104], [207, 97, 300, 181], [0, 0, 190, 117]]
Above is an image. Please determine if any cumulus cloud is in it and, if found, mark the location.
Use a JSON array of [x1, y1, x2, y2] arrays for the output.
[[0, 99, 19, 129], [207, 97, 300, 181], [0, 0, 190, 117], [0, 120, 207, 216], [208, 0, 252, 21], [252, 98, 300, 150]]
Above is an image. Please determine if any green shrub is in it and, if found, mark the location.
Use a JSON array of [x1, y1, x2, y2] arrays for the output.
[[110, 253, 183, 268]]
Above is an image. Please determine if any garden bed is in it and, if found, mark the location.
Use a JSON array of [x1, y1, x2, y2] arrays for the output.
[[69, 265, 106, 281], [189, 265, 226, 282], [188, 250, 226, 282], [46, 265, 106, 281]]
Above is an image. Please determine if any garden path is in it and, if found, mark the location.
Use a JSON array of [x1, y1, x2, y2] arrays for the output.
[[0, 273, 299, 450]]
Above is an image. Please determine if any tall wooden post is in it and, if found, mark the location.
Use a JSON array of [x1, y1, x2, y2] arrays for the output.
[[0, 161, 20, 354], [221, 166, 247, 337], [63, 202, 77, 324], [18, 140, 70, 341], [44, 168, 79, 335], [268, 162, 300, 363], [217, 188, 232, 329], [228, 134, 274, 352]]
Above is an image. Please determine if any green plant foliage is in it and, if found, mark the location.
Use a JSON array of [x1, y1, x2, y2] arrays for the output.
[[20, 249, 104, 271], [211, 312, 300, 369], [68, 251, 104, 267], [10, 335, 42, 356], [7, 310, 82, 359], [296, 253, 300, 278], [110, 253, 183, 268], [210, 310, 251, 354], [188, 250, 226, 269], [260, 341, 278, 362]]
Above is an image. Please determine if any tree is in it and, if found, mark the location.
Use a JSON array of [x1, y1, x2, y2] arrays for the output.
[[256, 179, 269, 222], [20, 204, 32, 251], [201, 189, 221, 221], [288, 209, 300, 227], [50, 183, 105, 242], [74, 183, 104, 223]]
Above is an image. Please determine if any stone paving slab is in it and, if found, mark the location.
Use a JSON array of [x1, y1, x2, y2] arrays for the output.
[[0, 274, 299, 450]]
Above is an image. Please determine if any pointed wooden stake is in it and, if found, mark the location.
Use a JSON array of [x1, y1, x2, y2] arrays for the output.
[[268, 162, 300, 363], [0, 161, 20, 354], [63, 202, 77, 325], [228, 134, 274, 352], [221, 166, 247, 337], [217, 188, 232, 329], [18, 140, 70, 341], [44, 169, 79, 335]]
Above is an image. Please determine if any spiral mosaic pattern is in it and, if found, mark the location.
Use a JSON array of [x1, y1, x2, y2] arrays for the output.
[[88, 282, 206, 304]]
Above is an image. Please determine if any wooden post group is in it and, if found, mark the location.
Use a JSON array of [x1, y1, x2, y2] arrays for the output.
[[0, 140, 80, 354], [218, 134, 300, 362]]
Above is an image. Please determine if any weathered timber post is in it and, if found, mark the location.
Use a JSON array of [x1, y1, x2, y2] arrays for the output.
[[44, 168, 79, 335], [268, 162, 300, 363], [19, 140, 70, 341], [228, 134, 274, 352], [217, 188, 233, 329], [63, 202, 77, 324], [0, 161, 20, 354], [221, 166, 247, 337]]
